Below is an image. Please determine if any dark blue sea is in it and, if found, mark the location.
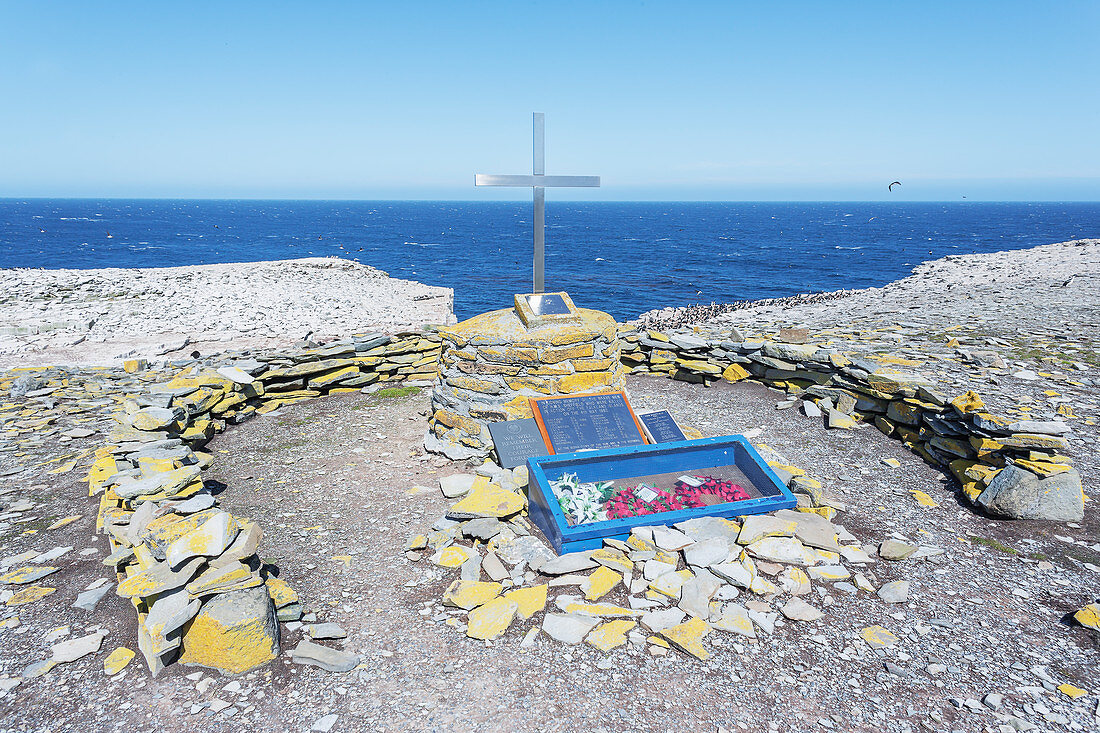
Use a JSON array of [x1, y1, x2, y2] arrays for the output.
[[1, 200, 1097, 321]]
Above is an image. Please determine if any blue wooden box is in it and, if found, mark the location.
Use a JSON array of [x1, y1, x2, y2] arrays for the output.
[[526, 435, 797, 555]]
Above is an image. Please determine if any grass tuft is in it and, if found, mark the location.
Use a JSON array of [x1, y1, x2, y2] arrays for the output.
[[966, 535, 1019, 555], [372, 386, 422, 399]]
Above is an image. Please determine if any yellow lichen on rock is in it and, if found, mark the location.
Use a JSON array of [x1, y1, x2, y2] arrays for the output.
[[466, 597, 518, 641], [179, 586, 279, 674], [861, 625, 898, 648], [950, 390, 985, 414], [141, 508, 221, 551], [103, 646, 135, 675], [582, 566, 622, 601], [431, 545, 474, 568], [165, 510, 238, 567], [442, 579, 502, 610], [722, 363, 750, 382], [1058, 683, 1087, 700], [448, 375, 500, 394], [187, 562, 261, 597], [1073, 603, 1100, 631], [0, 566, 58, 585], [649, 569, 693, 598], [448, 477, 524, 519], [572, 357, 615, 372], [6, 585, 55, 606], [658, 617, 711, 660], [266, 577, 298, 609], [501, 395, 535, 419], [590, 548, 632, 574], [564, 602, 641, 618], [502, 584, 548, 619], [543, 343, 595, 364], [433, 408, 482, 436], [1014, 458, 1072, 478], [909, 490, 939, 507], [555, 371, 614, 394], [585, 619, 636, 652]]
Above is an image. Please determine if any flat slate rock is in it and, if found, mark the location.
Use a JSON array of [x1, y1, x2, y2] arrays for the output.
[[307, 623, 348, 640], [535, 551, 597, 575], [51, 631, 106, 663], [461, 518, 503, 541], [674, 516, 741, 545], [439, 474, 477, 499], [72, 585, 113, 612], [289, 640, 360, 673], [541, 613, 599, 644]]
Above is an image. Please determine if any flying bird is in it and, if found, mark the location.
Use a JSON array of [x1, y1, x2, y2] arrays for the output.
[[888, 181, 902, 192]]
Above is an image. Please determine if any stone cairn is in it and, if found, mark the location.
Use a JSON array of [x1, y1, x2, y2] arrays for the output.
[[426, 307, 627, 461], [73, 330, 440, 674]]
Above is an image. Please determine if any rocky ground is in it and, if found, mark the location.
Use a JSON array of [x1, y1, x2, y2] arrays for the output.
[[1, 240, 1098, 732], [643, 239, 1100, 448], [1, 377, 1098, 732], [0, 257, 455, 369]]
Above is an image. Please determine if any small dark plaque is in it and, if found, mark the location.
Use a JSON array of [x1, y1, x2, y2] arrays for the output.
[[488, 418, 550, 470], [638, 410, 687, 443], [531, 391, 646, 455], [525, 293, 571, 316]]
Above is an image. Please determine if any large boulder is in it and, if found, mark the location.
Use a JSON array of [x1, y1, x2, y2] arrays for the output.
[[976, 465, 1084, 521], [179, 585, 279, 673]]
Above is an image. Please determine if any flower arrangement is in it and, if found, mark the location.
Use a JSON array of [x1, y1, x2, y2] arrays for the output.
[[549, 473, 752, 524], [605, 485, 684, 519], [549, 473, 615, 525], [675, 476, 751, 506]]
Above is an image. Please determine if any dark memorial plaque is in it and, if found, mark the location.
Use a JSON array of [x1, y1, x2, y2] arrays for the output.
[[638, 410, 687, 443], [525, 293, 571, 316], [531, 391, 646, 455], [488, 418, 550, 469]]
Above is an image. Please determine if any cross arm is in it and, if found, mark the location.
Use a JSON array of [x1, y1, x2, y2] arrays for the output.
[[474, 174, 601, 187]]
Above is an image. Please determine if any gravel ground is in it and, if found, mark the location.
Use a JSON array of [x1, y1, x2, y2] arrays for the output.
[[3, 376, 1097, 733], [2, 241, 1098, 732]]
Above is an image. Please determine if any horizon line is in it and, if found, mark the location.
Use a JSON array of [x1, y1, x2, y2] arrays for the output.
[[2, 196, 1100, 204]]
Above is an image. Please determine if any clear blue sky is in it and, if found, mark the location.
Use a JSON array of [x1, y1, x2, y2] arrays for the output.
[[2, 1, 1098, 201]]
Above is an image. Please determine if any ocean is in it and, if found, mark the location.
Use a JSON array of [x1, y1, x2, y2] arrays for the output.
[[1, 199, 1097, 322]]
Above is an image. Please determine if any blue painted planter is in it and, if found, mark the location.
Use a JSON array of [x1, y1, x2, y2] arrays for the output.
[[526, 435, 797, 555]]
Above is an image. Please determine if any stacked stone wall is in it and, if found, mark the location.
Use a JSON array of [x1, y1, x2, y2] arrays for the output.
[[617, 326, 1083, 521], [71, 329, 441, 674]]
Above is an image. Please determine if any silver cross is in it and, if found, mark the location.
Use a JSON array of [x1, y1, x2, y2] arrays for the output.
[[475, 112, 600, 293]]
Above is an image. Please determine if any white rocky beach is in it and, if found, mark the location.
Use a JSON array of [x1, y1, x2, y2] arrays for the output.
[[0, 257, 455, 370], [5, 238, 1097, 374]]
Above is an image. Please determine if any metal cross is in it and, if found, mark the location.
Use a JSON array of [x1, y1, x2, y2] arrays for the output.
[[475, 112, 600, 293]]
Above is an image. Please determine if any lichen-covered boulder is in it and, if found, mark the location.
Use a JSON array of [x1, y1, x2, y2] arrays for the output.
[[976, 465, 1084, 521], [179, 585, 279, 673]]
